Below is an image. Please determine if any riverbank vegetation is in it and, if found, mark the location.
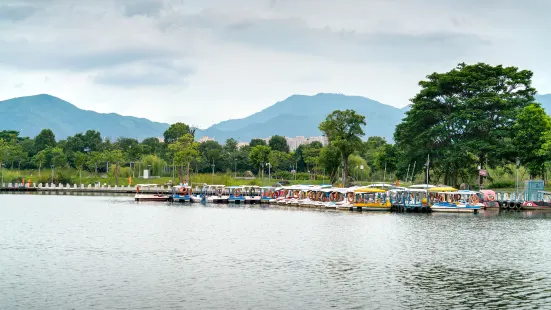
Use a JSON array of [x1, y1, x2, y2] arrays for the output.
[[1, 62, 550, 189]]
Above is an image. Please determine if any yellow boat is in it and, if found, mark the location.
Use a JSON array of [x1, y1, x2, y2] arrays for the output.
[[353, 188, 391, 211]]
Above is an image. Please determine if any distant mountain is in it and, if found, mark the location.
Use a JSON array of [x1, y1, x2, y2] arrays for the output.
[[3, 93, 549, 143], [0, 94, 169, 140], [197, 93, 408, 143]]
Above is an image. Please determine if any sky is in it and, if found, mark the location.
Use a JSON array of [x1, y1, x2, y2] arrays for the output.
[[1, 0, 550, 129]]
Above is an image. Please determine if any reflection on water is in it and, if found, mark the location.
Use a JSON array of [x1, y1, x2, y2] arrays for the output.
[[1, 194, 551, 309]]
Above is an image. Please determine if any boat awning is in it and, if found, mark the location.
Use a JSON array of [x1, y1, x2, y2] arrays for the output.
[[428, 187, 457, 192], [354, 188, 387, 193]]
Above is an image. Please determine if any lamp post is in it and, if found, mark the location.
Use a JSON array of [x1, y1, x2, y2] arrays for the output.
[[51, 165, 54, 184], [1, 163, 3, 186], [260, 162, 265, 187], [234, 159, 237, 179], [516, 157, 520, 201], [360, 165, 364, 186], [267, 163, 271, 184], [211, 159, 215, 185], [148, 164, 151, 185]]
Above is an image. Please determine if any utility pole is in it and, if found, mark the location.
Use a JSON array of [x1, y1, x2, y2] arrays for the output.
[[211, 159, 215, 185], [383, 162, 387, 182], [406, 163, 411, 184], [261, 162, 264, 187], [516, 157, 520, 201], [411, 161, 416, 183], [267, 163, 271, 184]]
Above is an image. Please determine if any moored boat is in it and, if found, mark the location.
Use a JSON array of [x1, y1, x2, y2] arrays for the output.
[[353, 187, 391, 211], [172, 185, 193, 202], [429, 187, 481, 213], [134, 184, 171, 202]]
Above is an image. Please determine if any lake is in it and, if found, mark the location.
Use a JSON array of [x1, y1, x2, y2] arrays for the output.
[[2, 194, 551, 309]]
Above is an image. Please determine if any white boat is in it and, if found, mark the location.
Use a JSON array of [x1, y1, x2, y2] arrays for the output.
[[243, 186, 262, 204], [429, 188, 482, 213], [206, 185, 229, 203], [134, 184, 170, 202]]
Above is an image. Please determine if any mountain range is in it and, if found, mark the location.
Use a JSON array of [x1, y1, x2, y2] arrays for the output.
[[1, 93, 550, 142]]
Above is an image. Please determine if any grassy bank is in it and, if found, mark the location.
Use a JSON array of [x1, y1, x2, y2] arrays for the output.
[[0, 168, 330, 187]]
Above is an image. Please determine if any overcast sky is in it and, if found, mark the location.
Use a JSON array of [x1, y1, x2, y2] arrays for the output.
[[1, 0, 550, 128]]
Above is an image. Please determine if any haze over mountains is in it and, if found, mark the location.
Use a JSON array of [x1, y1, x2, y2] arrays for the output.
[[1, 93, 550, 142]]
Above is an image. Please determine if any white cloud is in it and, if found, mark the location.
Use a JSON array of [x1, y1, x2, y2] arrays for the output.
[[0, 0, 550, 129]]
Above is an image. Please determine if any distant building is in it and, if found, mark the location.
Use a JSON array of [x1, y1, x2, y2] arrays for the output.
[[237, 142, 249, 149], [247, 135, 328, 151], [198, 136, 215, 143]]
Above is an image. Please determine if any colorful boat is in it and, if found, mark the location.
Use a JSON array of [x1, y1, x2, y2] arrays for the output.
[[429, 187, 481, 213], [353, 187, 391, 211], [227, 186, 246, 204], [522, 191, 551, 210], [479, 189, 499, 209], [243, 186, 262, 204], [390, 188, 429, 211]]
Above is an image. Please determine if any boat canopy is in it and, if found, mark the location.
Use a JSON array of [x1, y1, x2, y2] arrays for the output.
[[173, 185, 192, 189], [354, 188, 387, 193], [136, 184, 160, 187], [409, 184, 436, 189], [367, 183, 395, 188], [428, 187, 457, 192]]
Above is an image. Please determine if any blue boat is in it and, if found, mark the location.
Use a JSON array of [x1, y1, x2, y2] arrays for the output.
[[227, 186, 246, 204], [429, 187, 482, 213], [172, 185, 193, 203]]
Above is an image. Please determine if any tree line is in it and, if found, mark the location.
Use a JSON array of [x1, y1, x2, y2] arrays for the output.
[[0, 119, 395, 185], [1, 62, 548, 188]]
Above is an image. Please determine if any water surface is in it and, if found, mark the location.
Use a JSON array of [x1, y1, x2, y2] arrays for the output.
[[1, 195, 551, 309]]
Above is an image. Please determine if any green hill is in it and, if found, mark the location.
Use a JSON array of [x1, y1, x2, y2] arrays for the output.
[[0, 94, 169, 139]]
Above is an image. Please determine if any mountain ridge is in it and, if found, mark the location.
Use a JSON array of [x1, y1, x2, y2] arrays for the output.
[[0, 94, 169, 140], [1, 93, 550, 142]]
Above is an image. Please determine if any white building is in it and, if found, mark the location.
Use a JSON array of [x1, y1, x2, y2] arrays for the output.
[[198, 136, 215, 143]]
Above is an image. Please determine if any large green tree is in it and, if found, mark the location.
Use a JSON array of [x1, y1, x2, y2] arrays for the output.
[[34, 129, 56, 152], [268, 135, 290, 153], [319, 109, 366, 186], [249, 145, 271, 174], [164, 123, 193, 144], [395, 62, 536, 186], [169, 134, 200, 183], [513, 104, 551, 178]]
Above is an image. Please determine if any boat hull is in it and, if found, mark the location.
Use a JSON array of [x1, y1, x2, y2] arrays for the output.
[[135, 194, 170, 202]]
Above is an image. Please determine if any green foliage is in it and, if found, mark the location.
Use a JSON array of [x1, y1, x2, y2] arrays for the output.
[[268, 150, 293, 171], [395, 62, 536, 186], [268, 135, 290, 153], [249, 145, 271, 171], [249, 138, 267, 148], [513, 104, 551, 177], [50, 147, 68, 168], [319, 144, 341, 184], [34, 129, 56, 152], [169, 134, 200, 182], [319, 109, 366, 186], [164, 122, 191, 144], [224, 138, 238, 153]]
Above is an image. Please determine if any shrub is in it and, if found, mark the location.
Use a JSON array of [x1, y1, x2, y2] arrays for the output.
[[488, 181, 515, 189]]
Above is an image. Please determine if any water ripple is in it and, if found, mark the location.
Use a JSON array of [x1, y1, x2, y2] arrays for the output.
[[1, 194, 551, 309]]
